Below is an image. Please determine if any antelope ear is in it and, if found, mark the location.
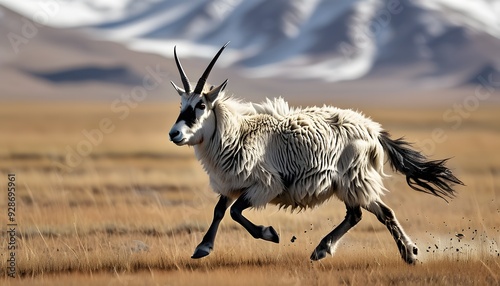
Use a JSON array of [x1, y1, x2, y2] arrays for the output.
[[205, 79, 228, 103], [170, 81, 185, 96]]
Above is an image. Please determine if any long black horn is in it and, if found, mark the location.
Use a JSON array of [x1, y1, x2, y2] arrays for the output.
[[193, 42, 229, 94], [174, 46, 191, 93]]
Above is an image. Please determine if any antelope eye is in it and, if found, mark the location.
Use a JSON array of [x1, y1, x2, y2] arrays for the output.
[[196, 102, 206, 110]]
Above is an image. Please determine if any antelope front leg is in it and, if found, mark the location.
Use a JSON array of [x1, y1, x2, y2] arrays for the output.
[[192, 195, 233, 259], [230, 195, 280, 243]]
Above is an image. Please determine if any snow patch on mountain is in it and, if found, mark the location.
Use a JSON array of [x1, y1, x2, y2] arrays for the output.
[[1, 0, 499, 85]]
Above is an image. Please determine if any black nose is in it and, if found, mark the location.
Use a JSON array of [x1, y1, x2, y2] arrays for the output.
[[169, 130, 180, 140]]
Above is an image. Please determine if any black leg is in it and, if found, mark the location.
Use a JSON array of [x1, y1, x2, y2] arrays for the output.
[[230, 195, 279, 243], [311, 204, 362, 261], [363, 200, 418, 264], [192, 195, 233, 259]]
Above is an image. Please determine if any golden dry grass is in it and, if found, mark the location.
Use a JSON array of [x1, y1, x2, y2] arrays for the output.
[[0, 101, 499, 285]]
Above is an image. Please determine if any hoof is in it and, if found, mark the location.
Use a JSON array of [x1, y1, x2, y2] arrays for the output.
[[191, 243, 212, 259], [399, 242, 418, 265], [404, 246, 419, 265], [404, 255, 418, 265], [262, 226, 280, 243], [310, 248, 327, 261]]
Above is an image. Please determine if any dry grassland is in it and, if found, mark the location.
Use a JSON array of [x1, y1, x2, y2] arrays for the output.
[[0, 101, 499, 285]]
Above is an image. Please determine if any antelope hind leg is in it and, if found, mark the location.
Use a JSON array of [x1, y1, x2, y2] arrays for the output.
[[364, 200, 418, 264], [311, 204, 362, 261]]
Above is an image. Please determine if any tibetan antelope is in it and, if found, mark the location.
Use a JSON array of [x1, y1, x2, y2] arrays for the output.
[[168, 43, 463, 264]]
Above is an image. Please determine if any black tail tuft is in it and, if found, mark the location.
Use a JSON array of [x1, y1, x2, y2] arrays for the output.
[[379, 131, 464, 201]]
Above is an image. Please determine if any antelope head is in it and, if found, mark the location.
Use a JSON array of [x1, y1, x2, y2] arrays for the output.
[[169, 43, 229, 146]]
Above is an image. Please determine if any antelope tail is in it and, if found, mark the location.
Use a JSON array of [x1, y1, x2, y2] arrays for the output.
[[378, 131, 464, 201]]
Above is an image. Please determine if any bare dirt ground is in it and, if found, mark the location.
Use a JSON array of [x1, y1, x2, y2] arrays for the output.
[[0, 101, 499, 285]]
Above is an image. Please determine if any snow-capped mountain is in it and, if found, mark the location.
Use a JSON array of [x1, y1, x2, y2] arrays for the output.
[[1, 0, 499, 86]]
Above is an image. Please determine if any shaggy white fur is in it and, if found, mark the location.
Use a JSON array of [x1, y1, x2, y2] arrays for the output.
[[192, 93, 386, 209]]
